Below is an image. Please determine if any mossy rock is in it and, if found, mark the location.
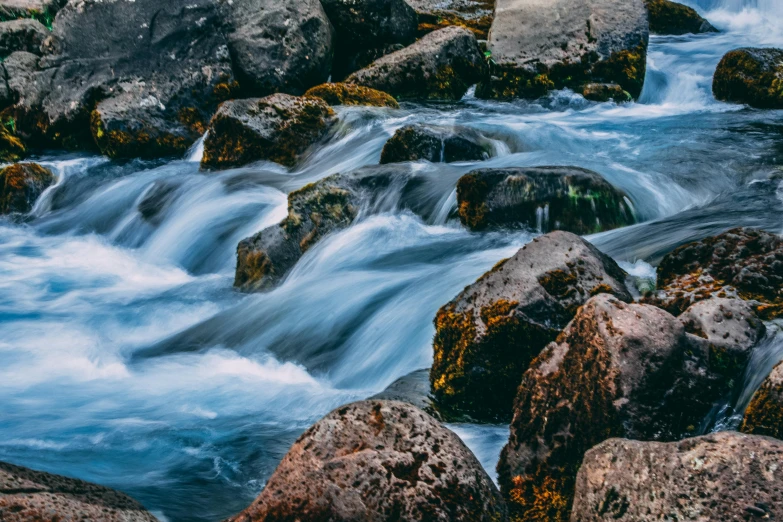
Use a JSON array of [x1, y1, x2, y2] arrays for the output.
[[644, 0, 717, 35], [742, 361, 783, 439], [456, 167, 635, 234], [0, 161, 54, 213], [0, 121, 25, 162], [380, 124, 491, 164], [304, 83, 399, 108], [713, 47, 783, 109], [582, 83, 632, 103]]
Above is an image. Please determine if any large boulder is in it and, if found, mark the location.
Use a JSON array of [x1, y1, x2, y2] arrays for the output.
[[200, 94, 335, 170], [304, 83, 400, 108], [380, 124, 491, 164], [0, 461, 157, 522], [571, 432, 783, 521], [431, 231, 632, 422], [476, 0, 649, 100], [222, 0, 334, 96], [646, 228, 783, 319], [226, 400, 508, 522], [742, 361, 783, 439], [406, 0, 495, 40], [497, 294, 752, 522], [713, 48, 783, 109], [346, 26, 486, 101], [0, 19, 49, 59], [644, 0, 717, 35], [0, 162, 55, 214], [456, 167, 635, 233]]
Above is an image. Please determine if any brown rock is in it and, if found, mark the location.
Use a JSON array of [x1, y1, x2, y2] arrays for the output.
[[304, 83, 399, 108], [742, 361, 783, 439], [713, 48, 783, 109], [0, 162, 54, 214]]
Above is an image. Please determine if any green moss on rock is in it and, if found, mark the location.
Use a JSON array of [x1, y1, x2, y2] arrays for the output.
[[304, 83, 399, 108], [0, 161, 54, 214], [713, 48, 783, 108], [741, 361, 783, 439]]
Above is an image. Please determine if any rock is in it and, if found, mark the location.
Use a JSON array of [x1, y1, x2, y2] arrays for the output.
[[0, 50, 39, 110], [498, 294, 743, 522], [346, 26, 486, 101], [406, 0, 495, 40], [456, 167, 635, 234], [322, 0, 417, 79], [0, 460, 157, 522], [222, 0, 334, 96], [380, 124, 491, 164], [138, 179, 182, 226], [645, 0, 717, 35], [647, 228, 783, 319], [0, 19, 48, 59], [371, 368, 440, 419], [201, 94, 335, 170], [304, 83, 400, 108], [431, 231, 632, 422], [476, 0, 649, 100], [226, 400, 508, 522], [0, 162, 54, 214], [0, 123, 25, 162], [742, 361, 783, 439], [582, 83, 632, 103], [571, 432, 783, 521], [713, 48, 783, 109], [0, 0, 62, 27]]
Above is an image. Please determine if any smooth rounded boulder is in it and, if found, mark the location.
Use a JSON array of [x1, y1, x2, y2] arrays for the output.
[[201, 94, 335, 170], [742, 361, 783, 439], [645, 0, 717, 35], [456, 167, 635, 233], [226, 400, 508, 522], [571, 432, 783, 521], [0, 460, 157, 522], [304, 83, 399, 108], [431, 231, 632, 422], [477, 0, 649, 100], [713, 48, 783, 109], [380, 124, 491, 164], [0, 162, 55, 214], [347, 26, 486, 101]]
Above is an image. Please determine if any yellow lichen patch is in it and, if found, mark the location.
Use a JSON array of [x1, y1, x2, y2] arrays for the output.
[[741, 366, 783, 438], [304, 83, 399, 108], [508, 475, 570, 522], [456, 173, 490, 230], [234, 248, 275, 291]]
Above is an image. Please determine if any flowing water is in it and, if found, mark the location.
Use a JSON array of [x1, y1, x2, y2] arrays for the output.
[[2, 2, 783, 520]]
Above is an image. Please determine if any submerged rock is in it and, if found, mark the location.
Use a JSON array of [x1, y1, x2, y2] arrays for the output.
[[0, 460, 157, 522], [380, 124, 491, 164], [304, 83, 399, 108], [431, 231, 632, 422], [227, 400, 507, 522], [0, 19, 49, 59], [647, 227, 783, 319], [582, 83, 632, 103], [0, 162, 54, 214], [571, 432, 783, 521], [456, 167, 634, 233], [477, 0, 649, 100], [713, 48, 783, 109], [645, 0, 717, 35], [742, 361, 783, 439], [407, 0, 495, 40], [347, 26, 486, 101], [201, 94, 335, 170]]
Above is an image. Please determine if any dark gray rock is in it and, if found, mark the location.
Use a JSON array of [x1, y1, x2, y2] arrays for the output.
[[371, 369, 440, 419], [226, 400, 508, 522], [0, 19, 49, 59], [571, 432, 783, 521], [0, 0, 64, 26], [380, 124, 491, 164], [645, 0, 717, 35], [713, 48, 783, 109]]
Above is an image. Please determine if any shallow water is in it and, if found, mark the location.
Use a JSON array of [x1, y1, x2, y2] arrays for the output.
[[2, 2, 783, 520]]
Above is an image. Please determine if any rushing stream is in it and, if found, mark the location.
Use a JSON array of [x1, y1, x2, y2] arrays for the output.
[[2, 1, 783, 521]]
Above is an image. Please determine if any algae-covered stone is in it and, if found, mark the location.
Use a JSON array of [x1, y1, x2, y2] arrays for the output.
[[347, 26, 486, 101], [477, 0, 649, 100], [582, 83, 632, 103], [713, 48, 783, 109], [742, 361, 783, 439], [304, 83, 399, 108], [380, 124, 491, 164], [0, 19, 48, 59], [407, 0, 495, 40], [201, 94, 335, 170], [645, 0, 717, 35], [431, 231, 632, 422], [0, 123, 25, 162], [0, 162, 54, 214], [571, 432, 783, 521], [226, 400, 508, 522], [647, 227, 783, 319], [456, 167, 634, 234]]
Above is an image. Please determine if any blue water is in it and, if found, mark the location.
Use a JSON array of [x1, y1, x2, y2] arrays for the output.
[[2, 2, 783, 520]]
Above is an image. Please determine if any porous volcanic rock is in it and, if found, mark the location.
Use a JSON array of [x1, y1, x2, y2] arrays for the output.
[[645, 0, 717, 35], [406, 0, 495, 40], [304, 83, 399, 108], [713, 48, 783, 108], [0, 19, 48, 59], [742, 361, 783, 439], [0, 162, 54, 214], [380, 124, 491, 164], [431, 231, 632, 422], [226, 400, 508, 522]]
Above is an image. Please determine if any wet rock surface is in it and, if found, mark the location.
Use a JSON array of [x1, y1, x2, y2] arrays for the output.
[[406, 0, 495, 40], [645, 0, 717, 35], [0, 161, 54, 214], [571, 432, 783, 521], [304, 83, 400, 108], [370, 368, 440, 419], [0, 460, 158, 522], [477, 0, 649, 100], [456, 166, 635, 233], [226, 400, 507, 522], [431, 231, 632, 422], [742, 361, 783, 439], [380, 124, 491, 164], [714, 47, 783, 108], [347, 26, 486, 101], [582, 83, 631, 103], [0, 19, 48, 59], [201, 94, 335, 170]]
